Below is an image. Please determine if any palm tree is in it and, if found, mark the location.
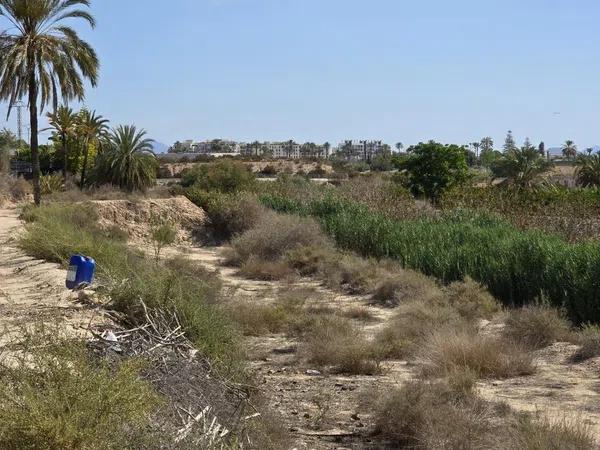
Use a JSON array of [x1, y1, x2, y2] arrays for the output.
[[490, 146, 553, 189], [562, 140, 577, 160], [575, 153, 600, 187], [94, 125, 157, 192], [395, 142, 404, 153], [0, 0, 99, 205], [47, 106, 77, 180], [77, 109, 108, 186], [323, 142, 331, 159]]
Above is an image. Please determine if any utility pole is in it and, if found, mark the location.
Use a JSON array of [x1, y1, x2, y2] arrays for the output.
[[15, 101, 25, 143]]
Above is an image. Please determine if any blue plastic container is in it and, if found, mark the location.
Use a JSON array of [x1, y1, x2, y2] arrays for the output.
[[66, 255, 96, 290]]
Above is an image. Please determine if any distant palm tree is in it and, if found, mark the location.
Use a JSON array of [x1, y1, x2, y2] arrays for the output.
[[395, 142, 404, 152], [94, 125, 157, 192], [562, 140, 578, 160], [77, 109, 109, 186], [47, 106, 77, 180], [575, 153, 600, 187], [0, 0, 99, 205], [323, 142, 331, 158], [491, 146, 553, 189]]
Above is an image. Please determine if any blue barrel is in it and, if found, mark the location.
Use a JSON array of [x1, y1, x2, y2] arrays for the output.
[[66, 255, 96, 290]]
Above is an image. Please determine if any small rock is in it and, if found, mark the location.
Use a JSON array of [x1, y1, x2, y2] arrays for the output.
[[306, 369, 322, 376], [355, 422, 364, 428], [303, 413, 311, 419], [291, 410, 298, 416], [289, 427, 298, 432], [351, 413, 360, 421]]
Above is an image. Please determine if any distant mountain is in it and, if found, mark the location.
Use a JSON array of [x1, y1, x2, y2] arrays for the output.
[[151, 141, 169, 154]]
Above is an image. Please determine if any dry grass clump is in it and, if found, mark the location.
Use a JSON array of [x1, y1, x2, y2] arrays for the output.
[[0, 174, 30, 205], [304, 315, 380, 375], [571, 324, 600, 362], [374, 299, 464, 359], [0, 330, 159, 450], [373, 378, 596, 450], [503, 305, 572, 349], [239, 257, 296, 281], [514, 416, 596, 450], [341, 306, 376, 322], [229, 212, 332, 265], [445, 277, 501, 320], [419, 327, 536, 379], [373, 378, 503, 449], [371, 269, 440, 307]]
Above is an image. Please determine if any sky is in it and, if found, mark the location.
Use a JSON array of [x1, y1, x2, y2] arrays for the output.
[[2, 0, 600, 150]]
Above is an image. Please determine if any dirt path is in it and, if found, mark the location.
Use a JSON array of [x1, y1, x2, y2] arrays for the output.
[[0, 208, 110, 344], [166, 245, 412, 449]]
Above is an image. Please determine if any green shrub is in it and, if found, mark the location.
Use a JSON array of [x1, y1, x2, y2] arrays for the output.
[[186, 188, 264, 239], [0, 330, 159, 450], [181, 159, 255, 192], [39, 174, 63, 195]]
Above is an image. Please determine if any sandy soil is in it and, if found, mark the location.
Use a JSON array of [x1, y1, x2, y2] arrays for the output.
[[0, 208, 112, 345]]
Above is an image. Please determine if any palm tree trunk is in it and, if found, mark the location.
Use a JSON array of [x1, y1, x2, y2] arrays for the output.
[[80, 138, 89, 186], [62, 132, 68, 180], [28, 67, 41, 206]]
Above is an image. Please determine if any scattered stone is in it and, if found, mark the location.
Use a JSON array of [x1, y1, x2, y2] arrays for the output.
[[350, 413, 360, 421], [291, 410, 298, 416], [306, 369, 322, 376], [303, 413, 311, 419]]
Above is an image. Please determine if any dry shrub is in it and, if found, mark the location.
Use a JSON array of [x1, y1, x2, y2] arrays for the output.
[[304, 315, 380, 375], [227, 302, 289, 336], [373, 379, 503, 449], [374, 299, 463, 359], [571, 324, 600, 362], [374, 378, 595, 450], [0, 174, 30, 205], [445, 277, 501, 320], [341, 306, 375, 322], [286, 245, 336, 276], [514, 416, 596, 450], [419, 327, 536, 379], [239, 257, 296, 281], [371, 269, 440, 307], [230, 212, 332, 264], [504, 305, 572, 349]]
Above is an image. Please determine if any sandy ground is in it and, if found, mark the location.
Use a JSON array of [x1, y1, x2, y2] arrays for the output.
[[0, 208, 112, 345]]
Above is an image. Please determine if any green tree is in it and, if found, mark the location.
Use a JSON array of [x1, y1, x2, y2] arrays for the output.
[[490, 145, 553, 189], [395, 142, 404, 153], [0, 0, 99, 205], [181, 159, 255, 192], [503, 130, 516, 153], [562, 140, 577, 160], [575, 153, 600, 187], [323, 142, 331, 158], [93, 125, 157, 192], [480, 137, 494, 153], [400, 141, 470, 203], [77, 109, 109, 186], [538, 141, 546, 157], [47, 106, 77, 180]]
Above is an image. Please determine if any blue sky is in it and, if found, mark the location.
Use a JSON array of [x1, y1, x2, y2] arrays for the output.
[[2, 0, 600, 149]]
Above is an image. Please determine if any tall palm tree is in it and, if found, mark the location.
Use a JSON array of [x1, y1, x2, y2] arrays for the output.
[[47, 105, 77, 180], [77, 109, 108, 186], [562, 140, 577, 160], [395, 142, 404, 153], [94, 125, 157, 192], [323, 142, 331, 159], [0, 0, 99, 205], [575, 153, 600, 187]]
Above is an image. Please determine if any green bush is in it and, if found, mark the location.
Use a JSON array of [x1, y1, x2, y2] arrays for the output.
[[186, 188, 264, 239], [0, 330, 158, 450], [181, 159, 255, 192], [261, 194, 600, 324]]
